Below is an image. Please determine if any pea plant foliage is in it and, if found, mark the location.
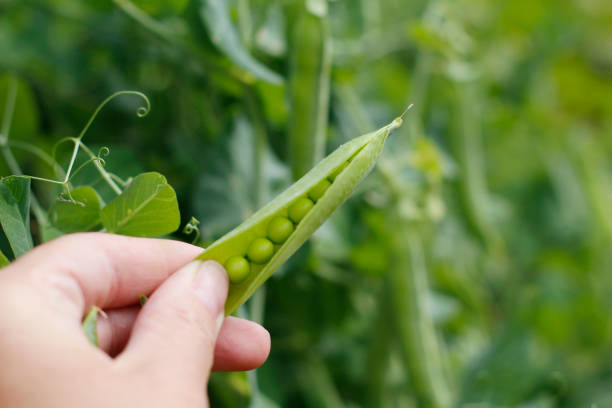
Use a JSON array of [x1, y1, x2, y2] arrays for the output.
[[0, 86, 182, 267]]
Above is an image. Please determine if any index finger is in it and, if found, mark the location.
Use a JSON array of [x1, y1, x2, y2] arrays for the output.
[[5, 233, 203, 318]]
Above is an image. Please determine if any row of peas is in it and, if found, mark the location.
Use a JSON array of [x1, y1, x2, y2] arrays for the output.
[[224, 162, 349, 284]]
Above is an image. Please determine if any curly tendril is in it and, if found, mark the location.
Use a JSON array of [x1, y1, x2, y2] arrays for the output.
[[97, 146, 111, 161], [60, 91, 150, 194], [6, 91, 150, 199], [136, 106, 149, 117], [77, 90, 150, 141], [182, 217, 201, 245]]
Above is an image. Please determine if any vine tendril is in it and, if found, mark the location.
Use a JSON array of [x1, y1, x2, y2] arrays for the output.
[[183, 217, 201, 245], [77, 91, 150, 141], [64, 91, 150, 187], [97, 146, 111, 159]]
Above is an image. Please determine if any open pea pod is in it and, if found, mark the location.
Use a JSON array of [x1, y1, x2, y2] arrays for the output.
[[197, 115, 405, 315]]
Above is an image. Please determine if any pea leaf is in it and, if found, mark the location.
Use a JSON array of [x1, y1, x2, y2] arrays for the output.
[[100, 172, 180, 237], [0, 249, 9, 268], [49, 186, 103, 233], [200, 0, 283, 85], [0, 176, 33, 258], [82, 306, 99, 347]]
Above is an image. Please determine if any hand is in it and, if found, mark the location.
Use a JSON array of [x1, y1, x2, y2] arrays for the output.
[[0, 233, 270, 408]]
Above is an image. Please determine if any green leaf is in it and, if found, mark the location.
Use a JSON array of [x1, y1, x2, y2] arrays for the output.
[[101, 172, 181, 237], [82, 306, 100, 347], [0, 176, 33, 258], [200, 0, 283, 85], [49, 186, 103, 233], [0, 249, 9, 268]]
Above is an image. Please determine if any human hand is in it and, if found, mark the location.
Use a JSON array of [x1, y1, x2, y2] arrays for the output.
[[0, 233, 270, 408]]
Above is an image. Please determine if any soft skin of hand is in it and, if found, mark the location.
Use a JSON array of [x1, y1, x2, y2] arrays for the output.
[[0, 233, 270, 408]]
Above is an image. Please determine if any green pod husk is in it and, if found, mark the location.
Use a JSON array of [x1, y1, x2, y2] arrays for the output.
[[287, 4, 332, 179], [197, 117, 404, 315]]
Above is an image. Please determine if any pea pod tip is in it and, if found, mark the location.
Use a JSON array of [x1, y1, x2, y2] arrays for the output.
[[392, 103, 414, 128], [399, 103, 414, 119]]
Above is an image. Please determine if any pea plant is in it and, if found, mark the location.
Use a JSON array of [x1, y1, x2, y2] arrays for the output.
[[0, 86, 182, 268], [0, 76, 412, 333]]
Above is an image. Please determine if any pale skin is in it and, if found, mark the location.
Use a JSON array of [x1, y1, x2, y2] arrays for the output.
[[0, 233, 271, 408]]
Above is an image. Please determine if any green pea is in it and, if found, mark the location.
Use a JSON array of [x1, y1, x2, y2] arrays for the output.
[[308, 179, 331, 202], [267, 216, 294, 244], [288, 197, 314, 223], [225, 256, 250, 283], [247, 238, 275, 264], [328, 161, 349, 181]]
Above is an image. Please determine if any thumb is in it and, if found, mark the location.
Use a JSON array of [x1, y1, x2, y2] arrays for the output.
[[121, 260, 228, 384]]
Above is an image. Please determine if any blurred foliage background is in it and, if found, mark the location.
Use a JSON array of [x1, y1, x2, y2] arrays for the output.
[[2, 0, 612, 406]]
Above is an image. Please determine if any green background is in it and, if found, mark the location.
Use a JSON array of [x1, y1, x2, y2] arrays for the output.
[[2, 0, 612, 406]]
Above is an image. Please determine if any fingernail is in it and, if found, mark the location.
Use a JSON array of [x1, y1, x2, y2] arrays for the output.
[[192, 260, 229, 322]]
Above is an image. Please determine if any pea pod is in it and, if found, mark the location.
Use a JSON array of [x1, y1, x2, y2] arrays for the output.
[[287, 2, 332, 179], [197, 115, 406, 315]]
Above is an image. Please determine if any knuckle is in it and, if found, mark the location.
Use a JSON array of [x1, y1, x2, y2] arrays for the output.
[[170, 301, 200, 328], [31, 270, 84, 310]]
